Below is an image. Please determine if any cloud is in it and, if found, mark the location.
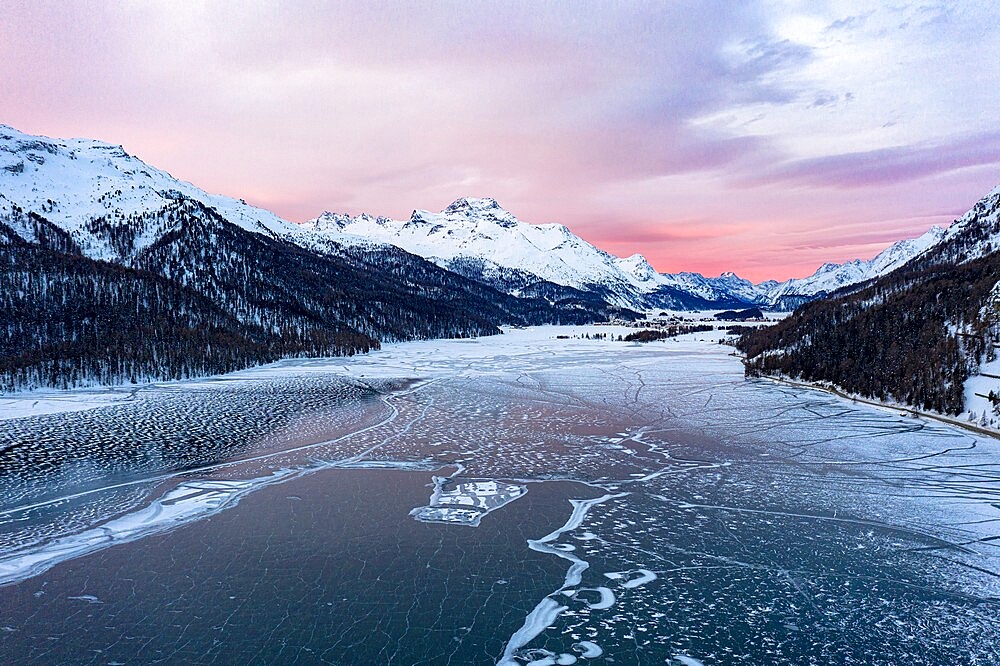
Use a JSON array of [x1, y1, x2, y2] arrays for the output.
[[808, 93, 840, 108], [731, 37, 814, 80], [825, 10, 874, 32], [0, 0, 998, 282], [749, 131, 1000, 188]]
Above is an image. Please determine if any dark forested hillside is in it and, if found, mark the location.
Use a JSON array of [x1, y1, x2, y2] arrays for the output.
[[0, 242, 294, 391], [0, 198, 631, 392], [738, 240, 1000, 415], [417, 254, 643, 319]]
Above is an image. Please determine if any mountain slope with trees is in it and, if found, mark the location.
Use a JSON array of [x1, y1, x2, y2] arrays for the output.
[[738, 184, 1000, 415], [0, 202, 632, 392], [0, 128, 638, 392]]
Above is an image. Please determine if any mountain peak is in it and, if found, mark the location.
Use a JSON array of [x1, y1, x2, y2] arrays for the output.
[[440, 197, 518, 229], [312, 211, 352, 229], [616, 254, 660, 283], [443, 197, 502, 214]]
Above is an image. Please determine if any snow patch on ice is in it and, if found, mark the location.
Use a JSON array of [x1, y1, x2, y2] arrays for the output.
[[410, 477, 527, 527], [0, 477, 286, 586], [497, 492, 626, 665]]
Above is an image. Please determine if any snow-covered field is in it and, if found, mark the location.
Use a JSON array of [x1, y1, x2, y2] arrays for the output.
[[0, 390, 132, 422], [0, 316, 774, 423], [1, 325, 999, 664], [0, 324, 692, 420]]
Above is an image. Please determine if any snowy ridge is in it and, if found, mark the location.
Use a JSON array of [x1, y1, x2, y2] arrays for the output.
[[305, 197, 957, 311], [769, 184, 1000, 306], [307, 197, 653, 307], [937, 183, 1000, 260], [305, 198, 775, 310], [766, 225, 947, 305], [0, 124, 331, 262]]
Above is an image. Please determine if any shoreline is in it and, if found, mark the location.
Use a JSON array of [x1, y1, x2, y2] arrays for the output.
[[758, 374, 1000, 442], [0, 324, 647, 421], [8, 320, 995, 446]]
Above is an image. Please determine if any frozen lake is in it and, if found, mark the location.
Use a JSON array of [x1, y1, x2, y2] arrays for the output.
[[0, 326, 998, 664]]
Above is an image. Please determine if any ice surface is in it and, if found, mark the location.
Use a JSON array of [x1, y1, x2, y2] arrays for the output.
[[2, 325, 1000, 664], [498, 493, 626, 665]]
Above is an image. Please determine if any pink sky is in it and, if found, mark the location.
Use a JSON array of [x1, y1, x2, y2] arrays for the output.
[[2, 1, 999, 281]]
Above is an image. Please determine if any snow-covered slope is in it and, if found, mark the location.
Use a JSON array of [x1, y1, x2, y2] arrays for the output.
[[305, 196, 960, 312], [934, 183, 1000, 261], [765, 184, 1000, 306], [752, 186, 1000, 308], [309, 198, 641, 303], [0, 124, 324, 261]]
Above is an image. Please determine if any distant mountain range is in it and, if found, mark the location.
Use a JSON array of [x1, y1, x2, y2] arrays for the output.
[[305, 197, 954, 312], [1, 123, 956, 315], [0, 122, 989, 391], [306, 199, 760, 311]]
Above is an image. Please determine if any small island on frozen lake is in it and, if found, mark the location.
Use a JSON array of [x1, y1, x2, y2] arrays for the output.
[[411, 477, 529, 526]]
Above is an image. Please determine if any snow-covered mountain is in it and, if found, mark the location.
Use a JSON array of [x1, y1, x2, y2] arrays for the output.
[[0, 124, 326, 262], [0, 125, 768, 313], [305, 197, 958, 312], [932, 183, 1000, 262], [309, 197, 634, 295], [761, 185, 1000, 308], [2, 124, 637, 392], [764, 226, 947, 309], [0, 121, 980, 317], [306, 198, 771, 311], [9, 120, 997, 396]]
